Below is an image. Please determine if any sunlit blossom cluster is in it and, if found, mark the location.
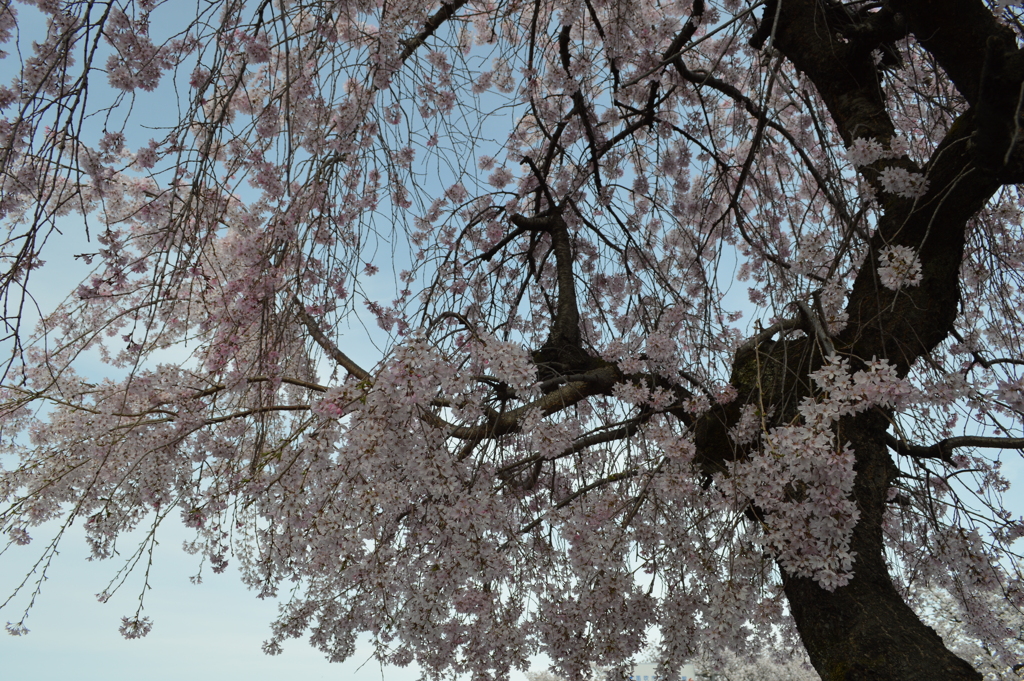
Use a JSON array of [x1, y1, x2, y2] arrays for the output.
[[877, 244, 924, 290], [722, 357, 915, 589]]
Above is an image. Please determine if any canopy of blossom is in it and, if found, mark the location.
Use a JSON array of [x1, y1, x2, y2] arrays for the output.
[[0, 0, 1023, 680]]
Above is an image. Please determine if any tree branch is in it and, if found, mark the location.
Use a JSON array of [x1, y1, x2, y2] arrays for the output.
[[885, 432, 1024, 463], [293, 297, 371, 382], [426, 363, 623, 440], [890, 0, 1017, 106], [399, 0, 471, 62]]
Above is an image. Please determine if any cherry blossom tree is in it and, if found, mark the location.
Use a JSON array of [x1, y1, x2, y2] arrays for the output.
[[689, 651, 821, 681], [916, 587, 1024, 681], [527, 649, 817, 681], [1, 0, 1023, 679]]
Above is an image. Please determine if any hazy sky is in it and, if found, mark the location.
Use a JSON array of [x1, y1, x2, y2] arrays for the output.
[[1, 519, 443, 681]]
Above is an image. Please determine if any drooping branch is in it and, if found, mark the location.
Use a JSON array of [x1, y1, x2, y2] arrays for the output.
[[951, 329, 1024, 369], [668, 54, 855, 229]]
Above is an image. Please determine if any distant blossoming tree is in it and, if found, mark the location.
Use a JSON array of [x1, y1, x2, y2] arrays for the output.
[[527, 649, 819, 681], [1, 0, 1023, 679], [527, 665, 608, 681], [690, 652, 821, 681], [917, 587, 1024, 681]]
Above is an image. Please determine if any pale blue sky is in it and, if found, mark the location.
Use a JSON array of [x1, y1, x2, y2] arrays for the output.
[[0, 520, 437, 681]]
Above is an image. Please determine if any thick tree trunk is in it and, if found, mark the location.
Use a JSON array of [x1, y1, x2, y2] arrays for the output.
[[782, 412, 981, 681], [541, 1, 1017, 676], [694, 355, 984, 679], [696, 360, 985, 679], [745, 1, 1022, 677]]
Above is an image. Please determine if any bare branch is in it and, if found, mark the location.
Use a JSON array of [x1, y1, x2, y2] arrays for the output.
[[886, 432, 1024, 463], [293, 297, 371, 382], [399, 0, 471, 62]]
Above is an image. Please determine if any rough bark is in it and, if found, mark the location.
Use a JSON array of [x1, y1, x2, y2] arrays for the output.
[[783, 412, 980, 681], [727, 0, 1023, 678]]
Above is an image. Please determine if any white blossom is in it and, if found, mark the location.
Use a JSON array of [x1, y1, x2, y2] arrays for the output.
[[878, 244, 924, 290]]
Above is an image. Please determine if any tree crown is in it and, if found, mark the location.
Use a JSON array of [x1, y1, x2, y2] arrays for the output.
[[0, 0, 1023, 679]]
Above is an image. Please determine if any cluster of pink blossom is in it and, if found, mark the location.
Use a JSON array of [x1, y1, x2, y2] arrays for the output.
[[846, 136, 930, 198], [877, 244, 925, 290], [877, 167, 930, 200], [720, 356, 917, 588], [845, 135, 914, 167]]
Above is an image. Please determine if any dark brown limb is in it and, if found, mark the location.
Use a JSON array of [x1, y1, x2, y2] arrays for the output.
[[886, 432, 1024, 463], [785, 414, 982, 681]]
